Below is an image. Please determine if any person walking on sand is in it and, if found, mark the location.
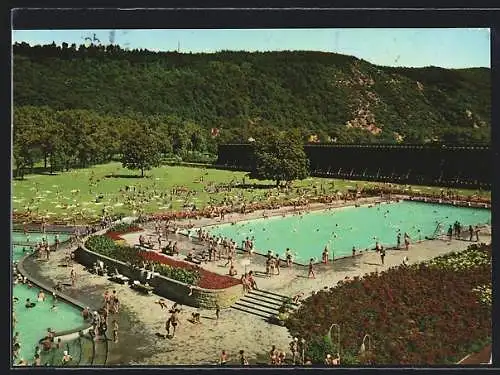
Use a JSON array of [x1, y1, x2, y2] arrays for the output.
[[380, 247, 386, 265], [215, 305, 220, 321], [275, 255, 280, 275], [219, 350, 229, 365], [239, 350, 249, 365], [112, 319, 119, 343], [308, 258, 315, 279], [447, 225, 453, 241], [469, 225, 474, 241], [70, 267, 77, 287], [170, 309, 180, 337]]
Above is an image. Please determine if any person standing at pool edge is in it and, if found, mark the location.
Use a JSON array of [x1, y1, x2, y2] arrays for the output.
[[447, 225, 453, 241], [380, 247, 386, 265], [308, 259, 315, 279], [396, 232, 401, 249], [404, 232, 411, 250], [322, 246, 329, 264]]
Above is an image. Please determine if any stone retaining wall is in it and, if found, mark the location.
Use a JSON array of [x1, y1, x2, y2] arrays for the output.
[[74, 246, 243, 309]]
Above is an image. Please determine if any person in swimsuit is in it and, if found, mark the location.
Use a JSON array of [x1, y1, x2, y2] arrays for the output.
[[247, 271, 257, 290], [215, 305, 220, 321], [278, 351, 286, 365], [274, 255, 280, 275], [37, 290, 45, 302], [25, 298, 36, 308], [170, 310, 180, 337], [219, 350, 229, 365], [70, 267, 77, 286], [241, 273, 249, 293], [239, 350, 249, 365], [61, 350, 72, 365], [285, 248, 292, 267], [155, 299, 168, 309], [112, 319, 119, 343], [322, 246, 329, 263], [331, 353, 341, 365], [82, 306, 91, 320], [308, 259, 315, 279], [269, 345, 278, 364]]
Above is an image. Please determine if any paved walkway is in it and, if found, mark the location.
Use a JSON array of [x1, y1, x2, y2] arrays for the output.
[[20, 201, 492, 365]]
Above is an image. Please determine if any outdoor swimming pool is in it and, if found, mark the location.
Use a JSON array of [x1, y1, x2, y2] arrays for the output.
[[12, 234, 84, 364], [205, 201, 491, 265]]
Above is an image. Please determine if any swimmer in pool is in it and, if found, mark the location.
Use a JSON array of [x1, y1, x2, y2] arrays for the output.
[[25, 298, 36, 308]]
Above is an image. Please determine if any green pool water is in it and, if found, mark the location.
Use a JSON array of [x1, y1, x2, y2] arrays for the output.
[[12, 232, 69, 247], [205, 201, 491, 265], [12, 237, 84, 364]]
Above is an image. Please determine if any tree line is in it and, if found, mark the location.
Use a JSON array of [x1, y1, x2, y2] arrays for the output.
[[14, 105, 311, 185], [13, 106, 216, 178]]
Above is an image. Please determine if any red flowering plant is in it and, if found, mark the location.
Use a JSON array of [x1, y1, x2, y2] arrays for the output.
[[285, 244, 491, 365], [140, 250, 241, 289], [86, 235, 240, 289]]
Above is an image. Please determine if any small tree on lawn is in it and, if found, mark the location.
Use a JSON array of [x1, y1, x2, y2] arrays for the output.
[[249, 129, 310, 187], [121, 127, 162, 177]]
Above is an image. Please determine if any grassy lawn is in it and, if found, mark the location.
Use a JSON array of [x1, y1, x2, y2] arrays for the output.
[[12, 162, 491, 222]]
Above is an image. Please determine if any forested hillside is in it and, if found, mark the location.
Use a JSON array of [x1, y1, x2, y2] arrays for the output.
[[12, 42, 490, 177], [14, 42, 490, 145]]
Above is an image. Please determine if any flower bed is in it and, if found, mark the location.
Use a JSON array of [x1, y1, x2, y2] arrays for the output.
[[285, 243, 491, 365], [85, 235, 240, 290], [109, 223, 143, 234], [105, 223, 143, 241], [141, 251, 241, 289]]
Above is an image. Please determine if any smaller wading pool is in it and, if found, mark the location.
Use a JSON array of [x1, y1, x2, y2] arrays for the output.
[[12, 233, 85, 364]]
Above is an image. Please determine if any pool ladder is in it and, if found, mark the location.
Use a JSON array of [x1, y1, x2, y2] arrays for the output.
[[431, 222, 443, 239]]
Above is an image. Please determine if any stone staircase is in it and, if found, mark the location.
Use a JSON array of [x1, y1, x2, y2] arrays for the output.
[[231, 288, 299, 321]]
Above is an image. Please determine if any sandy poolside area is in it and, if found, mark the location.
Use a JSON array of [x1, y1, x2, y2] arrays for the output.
[[23, 199, 492, 365]]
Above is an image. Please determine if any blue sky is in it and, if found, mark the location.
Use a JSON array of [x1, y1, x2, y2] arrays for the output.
[[12, 28, 490, 69]]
